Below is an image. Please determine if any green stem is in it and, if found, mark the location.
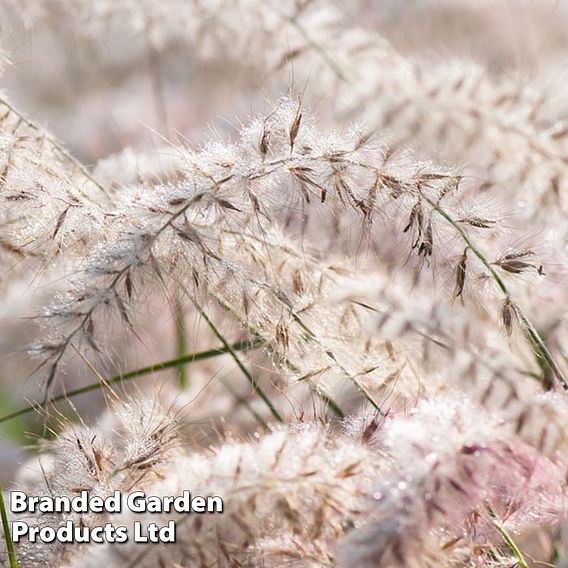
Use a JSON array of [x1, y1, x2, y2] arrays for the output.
[[425, 196, 568, 391], [0, 340, 260, 425], [489, 509, 529, 568], [220, 377, 270, 430], [312, 384, 346, 418], [0, 480, 18, 568], [196, 307, 285, 424], [174, 295, 189, 389]]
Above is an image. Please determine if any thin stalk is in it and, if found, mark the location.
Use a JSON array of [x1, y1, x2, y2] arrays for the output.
[[489, 509, 529, 568], [220, 377, 270, 430], [425, 196, 568, 391], [0, 340, 261, 425], [196, 306, 285, 424], [174, 295, 189, 389], [0, 480, 18, 568], [266, 2, 349, 82], [145, 17, 170, 136], [145, 23, 189, 392], [285, 17, 349, 83], [311, 383, 345, 418]]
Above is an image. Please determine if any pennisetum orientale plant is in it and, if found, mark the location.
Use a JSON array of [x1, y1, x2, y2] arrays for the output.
[[0, 1, 566, 567]]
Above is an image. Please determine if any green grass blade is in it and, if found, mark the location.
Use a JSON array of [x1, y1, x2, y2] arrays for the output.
[[489, 508, 529, 568], [0, 339, 261, 425], [0, 480, 18, 568], [174, 295, 189, 389]]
